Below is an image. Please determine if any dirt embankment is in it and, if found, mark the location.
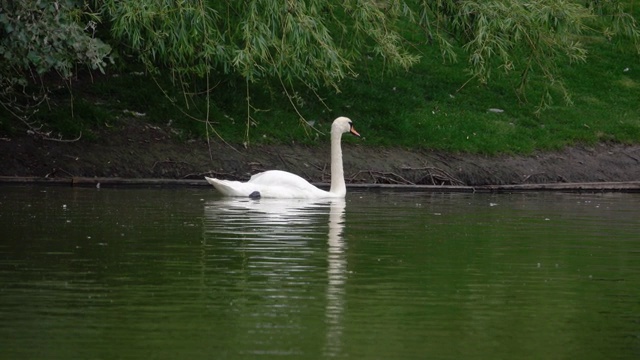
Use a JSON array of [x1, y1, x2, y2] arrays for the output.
[[1, 121, 640, 186]]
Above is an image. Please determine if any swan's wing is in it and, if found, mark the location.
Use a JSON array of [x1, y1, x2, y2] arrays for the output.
[[249, 170, 321, 191], [206, 171, 330, 198], [249, 170, 311, 188], [249, 170, 330, 198]]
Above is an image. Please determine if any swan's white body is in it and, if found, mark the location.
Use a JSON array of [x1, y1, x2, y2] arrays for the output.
[[205, 117, 359, 198]]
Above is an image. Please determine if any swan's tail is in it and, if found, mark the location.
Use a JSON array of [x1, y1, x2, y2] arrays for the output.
[[205, 176, 252, 197]]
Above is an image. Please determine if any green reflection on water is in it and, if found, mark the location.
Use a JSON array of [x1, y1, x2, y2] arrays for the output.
[[0, 186, 639, 359]]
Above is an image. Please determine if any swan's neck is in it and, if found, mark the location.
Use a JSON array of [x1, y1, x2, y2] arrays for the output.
[[329, 130, 346, 196]]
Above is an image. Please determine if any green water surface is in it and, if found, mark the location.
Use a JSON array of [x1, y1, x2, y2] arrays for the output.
[[0, 186, 638, 359]]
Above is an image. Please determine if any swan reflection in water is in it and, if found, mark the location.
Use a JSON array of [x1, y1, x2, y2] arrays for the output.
[[203, 197, 347, 356]]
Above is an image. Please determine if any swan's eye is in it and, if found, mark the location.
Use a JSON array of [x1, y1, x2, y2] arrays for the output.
[[348, 121, 353, 127]]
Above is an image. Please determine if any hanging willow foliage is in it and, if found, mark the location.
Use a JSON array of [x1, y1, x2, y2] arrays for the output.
[[98, 0, 425, 143], [101, 1, 420, 87], [99, 1, 639, 114], [4, 0, 636, 139], [420, 0, 639, 112]]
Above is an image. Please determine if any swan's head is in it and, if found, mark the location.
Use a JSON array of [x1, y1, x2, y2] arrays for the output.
[[332, 116, 360, 137]]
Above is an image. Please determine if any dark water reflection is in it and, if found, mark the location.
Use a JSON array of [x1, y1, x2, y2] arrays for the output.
[[202, 197, 348, 358], [0, 186, 639, 359]]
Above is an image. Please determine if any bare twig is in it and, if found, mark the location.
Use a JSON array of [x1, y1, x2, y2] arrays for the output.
[[1, 100, 82, 142], [622, 151, 640, 163], [522, 172, 543, 183], [46, 131, 82, 143], [45, 167, 76, 178]]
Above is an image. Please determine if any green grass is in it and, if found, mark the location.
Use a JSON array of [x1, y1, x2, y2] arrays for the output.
[[3, 16, 639, 155]]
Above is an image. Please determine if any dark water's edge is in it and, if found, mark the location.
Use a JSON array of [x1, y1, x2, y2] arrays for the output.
[[2, 176, 640, 193]]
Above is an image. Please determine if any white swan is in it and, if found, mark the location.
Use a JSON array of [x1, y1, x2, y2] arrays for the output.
[[205, 116, 360, 198]]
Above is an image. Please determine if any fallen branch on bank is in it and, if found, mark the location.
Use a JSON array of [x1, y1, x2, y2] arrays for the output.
[[200, 170, 237, 180], [350, 170, 415, 185], [400, 166, 465, 186]]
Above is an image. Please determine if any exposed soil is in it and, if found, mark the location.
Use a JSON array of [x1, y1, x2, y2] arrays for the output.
[[2, 119, 640, 186]]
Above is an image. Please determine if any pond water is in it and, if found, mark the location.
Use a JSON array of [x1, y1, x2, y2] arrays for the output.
[[1, 185, 639, 359]]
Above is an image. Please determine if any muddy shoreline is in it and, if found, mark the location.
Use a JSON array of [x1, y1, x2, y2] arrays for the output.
[[2, 121, 639, 189]]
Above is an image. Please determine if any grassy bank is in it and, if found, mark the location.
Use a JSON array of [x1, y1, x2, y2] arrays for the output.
[[2, 19, 639, 155]]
